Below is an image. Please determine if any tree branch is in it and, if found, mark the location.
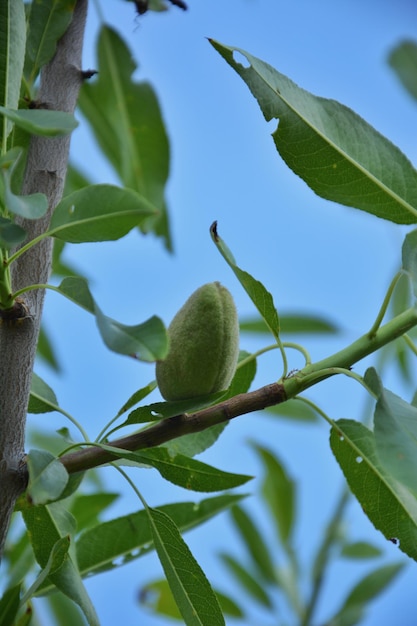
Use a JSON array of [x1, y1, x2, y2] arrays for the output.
[[0, 0, 88, 557], [60, 305, 417, 475]]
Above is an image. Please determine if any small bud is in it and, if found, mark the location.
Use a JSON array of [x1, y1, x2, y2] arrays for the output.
[[156, 282, 239, 401]]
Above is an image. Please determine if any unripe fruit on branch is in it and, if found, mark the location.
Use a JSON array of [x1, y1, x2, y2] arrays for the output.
[[156, 282, 239, 401]]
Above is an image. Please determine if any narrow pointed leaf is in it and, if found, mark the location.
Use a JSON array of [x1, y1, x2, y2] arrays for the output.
[[28, 372, 59, 414], [21, 537, 70, 602], [389, 40, 417, 102], [100, 445, 252, 492], [25, 0, 74, 80], [402, 229, 417, 297], [329, 563, 404, 626], [147, 507, 225, 625], [240, 313, 338, 334], [0, 216, 26, 248], [210, 222, 280, 341], [230, 505, 275, 582], [210, 40, 417, 224], [0, 0, 25, 140], [0, 584, 21, 626], [0, 107, 77, 136], [56, 276, 168, 361], [22, 501, 99, 625], [115, 381, 158, 418], [0, 167, 47, 218], [78, 26, 171, 247], [219, 553, 272, 608], [75, 495, 245, 579], [50, 184, 157, 242], [26, 450, 68, 505], [373, 383, 417, 498], [330, 419, 417, 560], [253, 444, 295, 545]]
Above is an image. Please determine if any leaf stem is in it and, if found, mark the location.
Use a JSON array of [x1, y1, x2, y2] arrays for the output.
[[367, 270, 405, 337]]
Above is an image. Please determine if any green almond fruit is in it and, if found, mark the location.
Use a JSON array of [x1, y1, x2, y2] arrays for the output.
[[156, 282, 239, 401]]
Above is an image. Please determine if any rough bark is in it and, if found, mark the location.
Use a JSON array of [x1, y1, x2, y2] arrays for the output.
[[0, 0, 88, 558]]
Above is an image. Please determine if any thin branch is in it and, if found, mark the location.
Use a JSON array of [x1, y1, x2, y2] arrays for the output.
[[59, 306, 417, 476]]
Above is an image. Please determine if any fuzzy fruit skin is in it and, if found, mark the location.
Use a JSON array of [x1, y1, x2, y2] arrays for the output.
[[156, 282, 239, 401]]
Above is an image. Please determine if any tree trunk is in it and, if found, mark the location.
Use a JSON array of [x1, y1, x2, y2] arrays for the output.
[[0, 0, 88, 558]]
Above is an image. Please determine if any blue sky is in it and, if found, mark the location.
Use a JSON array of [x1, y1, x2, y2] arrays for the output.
[[29, 0, 417, 624]]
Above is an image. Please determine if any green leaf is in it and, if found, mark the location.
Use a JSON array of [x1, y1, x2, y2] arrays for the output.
[[210, 40, 417, 225], [25, 0, 74, 81], [0, 107, 78, 136], [0, 0, 25, 141], [230, 505, 275, 582], [69, 493, 119, 533], [22, 501, 99, 626], [253, 443, 295, 545], [28, 372, 59, 414], [402, 229, 417, 298], [329, 563, 404, 626], [95, 304, 168, 362], [372, 381, 417, 497], [102, 445, 252, 492], [78, 26, 171, 248], [223, 349, 257, 399], [210, 222, 280, 342], [115, 381, 158, 418], [341, 541, 382, 559], [56, 276, 168, 361], [0, 584, 21, 626], [26, 450, 68, 505], [264, 398, 319, 422], [388, 40, 417, 102], [0, 216, 26, 248], [50, 184, 157, 243], [330, 419, 417, 560], [0, 162, 47, 218], [75, 494, 245, 579], [240, 313, 338, 334], [219, 553, 272, 608], [147, 507, 225, 625], [37, 325, 61, 372], [21, 537, 70, 602]]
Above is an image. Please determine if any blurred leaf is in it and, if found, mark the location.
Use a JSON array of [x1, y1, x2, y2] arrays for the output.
[[210, 40, 417, 225], [25, 0, 74, 81], [328, 563, 404, 626], [75, 494, 245, 580], [0, 0, 25, 141], [0, 584, 21, 626], [0, 216, 26, 248], [22, 536, 70, 601], [26, 449, 68, 505], [240, 313, 338, 334], [103, 445, 252, 492], [50, 184, 157, 243], [78, 26, 171, 248], [0, 106, 77, 135], [402, 228, 417, 297], [147, 507, 224, 625], [388, 40, 417, 102], [36, 325, 61, 372], [56, 276, 168, 361], [28, 372, 59, 414], [64, 163, 90, 196], [230, 505, 275, 582], [264, 398, 319, 422], [69, 493, 119, 532], [22, 501, 99, 625], [341, 541, 382, 559], [0, 162, 47, 218], [330, 419, 417, 560], [372, 379, 417, 498], [210, 222, 280, 342], [139, 578, 182, 620], [253, 444, 295, 545], [115, 381, 158, 418], [219, 553, 272, 608]]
